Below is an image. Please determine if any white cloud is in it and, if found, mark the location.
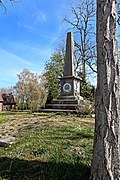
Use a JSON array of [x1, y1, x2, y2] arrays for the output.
[[16, 2, 48, 31], [17, 22, 37, 32], [0, 48, 37, 81], [17, 10, 47, 31], [0, 48, 42, 87], [0, 48, 35, 67], [0, 45, 52, 82], [34, 13, 47, 25]]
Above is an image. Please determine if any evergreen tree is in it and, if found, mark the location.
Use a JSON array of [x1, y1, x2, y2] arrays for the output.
[[44, 52, 64, 103]]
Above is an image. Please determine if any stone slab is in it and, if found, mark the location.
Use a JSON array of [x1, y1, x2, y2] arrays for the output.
[[51, 99, 79, 104], [46, 104, 78, 110], [39, 109, 76, 113], [0, 136, 16, 147]]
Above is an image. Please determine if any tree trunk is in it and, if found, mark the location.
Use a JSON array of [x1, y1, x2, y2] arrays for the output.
[[90, 0, 120, 179]]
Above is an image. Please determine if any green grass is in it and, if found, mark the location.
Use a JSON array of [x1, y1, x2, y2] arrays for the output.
[[0, 112, 94, 180], [0, 112, 8, 124]]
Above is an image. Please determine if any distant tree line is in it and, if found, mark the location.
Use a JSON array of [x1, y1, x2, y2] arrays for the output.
[[0, 69, 48, 112]]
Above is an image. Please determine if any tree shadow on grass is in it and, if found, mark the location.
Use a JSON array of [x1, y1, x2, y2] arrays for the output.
[[0, 157, 90, 180]]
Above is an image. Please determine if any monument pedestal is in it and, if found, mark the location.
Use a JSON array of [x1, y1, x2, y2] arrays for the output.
[[60, 76, 80, 97], [46, 76, 82, 111], [46, 99, 80, 110]]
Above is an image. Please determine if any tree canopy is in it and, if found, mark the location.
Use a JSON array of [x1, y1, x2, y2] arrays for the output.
[[15, 69, 48, 111], [44, 52, 64, 103]]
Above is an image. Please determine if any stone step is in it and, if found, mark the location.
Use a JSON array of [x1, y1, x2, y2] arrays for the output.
[[51, 99, 79, 104], [58, 96, 77, 100], [46, 103, 78, 110], [39, 109, 76, 113]]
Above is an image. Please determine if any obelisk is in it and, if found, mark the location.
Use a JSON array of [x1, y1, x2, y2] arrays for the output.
[[59, 32, 80, 98], [45, 32, 81, 111], [64, 32, 76, 77]]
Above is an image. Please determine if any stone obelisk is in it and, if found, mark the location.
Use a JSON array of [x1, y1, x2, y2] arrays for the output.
[[46, 32, 81, 111], [59, 32, 80, 98], [64, 32, 76, 77]]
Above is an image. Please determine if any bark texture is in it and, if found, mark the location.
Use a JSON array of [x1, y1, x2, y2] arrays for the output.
[[90, 0, 120, 179]]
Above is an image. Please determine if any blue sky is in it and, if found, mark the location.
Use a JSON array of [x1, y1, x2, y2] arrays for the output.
[[0, 0, 72, 88], [0, 1, 119, 88]]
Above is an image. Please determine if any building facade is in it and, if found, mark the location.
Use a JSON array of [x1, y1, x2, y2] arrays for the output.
[[0, 93, 16, 112]]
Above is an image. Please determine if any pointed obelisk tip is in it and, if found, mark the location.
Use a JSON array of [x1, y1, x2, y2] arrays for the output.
[[64, 32, 76, 77]]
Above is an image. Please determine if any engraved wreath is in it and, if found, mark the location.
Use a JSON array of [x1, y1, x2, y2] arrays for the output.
[[63, 83, 71, 93]]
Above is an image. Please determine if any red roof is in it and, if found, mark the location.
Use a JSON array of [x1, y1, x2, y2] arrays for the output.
[[1, 93, 16, 105]]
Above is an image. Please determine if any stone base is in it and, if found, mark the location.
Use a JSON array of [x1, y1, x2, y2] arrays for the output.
[[46, 96, 83, 111], [39, 108, 76, 113]]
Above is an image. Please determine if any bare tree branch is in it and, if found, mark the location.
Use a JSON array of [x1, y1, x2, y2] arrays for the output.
[[64, 0, 96, 80], [0, 0, 21, 12]]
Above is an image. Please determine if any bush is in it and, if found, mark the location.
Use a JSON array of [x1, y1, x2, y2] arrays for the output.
[[81, 81, 96, 101], [77, 100, 95, 115]]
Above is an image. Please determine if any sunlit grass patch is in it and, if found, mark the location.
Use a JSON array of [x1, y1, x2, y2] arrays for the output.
[[0, 112, 94, 180], [0, 112, 8, 124]]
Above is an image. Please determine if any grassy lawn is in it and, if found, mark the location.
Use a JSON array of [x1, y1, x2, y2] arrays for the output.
[[0, 112, 94, 180]]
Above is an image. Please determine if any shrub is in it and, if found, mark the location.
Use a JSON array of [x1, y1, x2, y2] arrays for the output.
[[77, 100, 95, 115]]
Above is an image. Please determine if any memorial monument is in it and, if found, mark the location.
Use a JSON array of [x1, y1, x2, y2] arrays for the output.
[[59, 31, 80, 99], [46, 32, 82, 111]]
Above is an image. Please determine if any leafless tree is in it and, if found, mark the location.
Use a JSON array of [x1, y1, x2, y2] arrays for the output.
[[64, 0, 96, 82]]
